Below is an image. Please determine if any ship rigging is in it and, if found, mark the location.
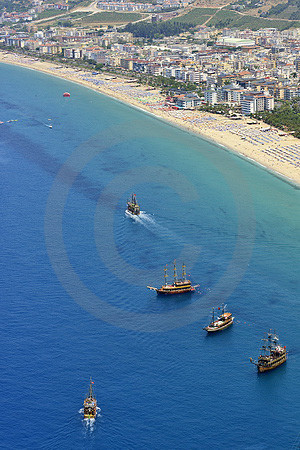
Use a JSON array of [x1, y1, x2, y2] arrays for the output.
[[250, 330, 287, 372], [147, 261, 198, 295]]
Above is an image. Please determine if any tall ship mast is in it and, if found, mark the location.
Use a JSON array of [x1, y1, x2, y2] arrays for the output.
[[126, 194, 140, 216], [147, 261, 198, 295], [250, 330, 287, 372], [203, 304, 234, 332], [83, 378, 97, 419]]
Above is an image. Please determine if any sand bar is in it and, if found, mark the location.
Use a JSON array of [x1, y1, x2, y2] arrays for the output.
[[0, 51, 299, 185]]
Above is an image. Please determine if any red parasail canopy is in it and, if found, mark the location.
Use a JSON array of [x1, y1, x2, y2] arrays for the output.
[[63, 92, 70, 97]]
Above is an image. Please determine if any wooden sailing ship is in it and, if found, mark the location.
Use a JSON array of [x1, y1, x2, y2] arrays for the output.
[[147, 261, 198, 295], [126, 193, 140, 216], [250, 330, 287, 372], [83, 378, 97, 419], [203, 304, 234, 332]]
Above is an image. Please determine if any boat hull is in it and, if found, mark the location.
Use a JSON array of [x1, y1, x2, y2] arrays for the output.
[[84, 413, 97, 419], [204, 318, 234, 332], [157, 287, 195, 295], [126, 209, 140, 216], [257, 355, 287, 372]]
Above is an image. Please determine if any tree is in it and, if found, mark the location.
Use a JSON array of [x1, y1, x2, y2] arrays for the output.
[[85, 58, 97, 65], [124, 21, 194, 39], [253, 101, 300, 137]]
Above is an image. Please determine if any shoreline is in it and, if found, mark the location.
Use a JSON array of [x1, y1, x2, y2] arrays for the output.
[[0, 51, 299, 186]]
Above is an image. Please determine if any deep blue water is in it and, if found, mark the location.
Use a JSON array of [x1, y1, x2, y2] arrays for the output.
[[0, 63, 299, 449]]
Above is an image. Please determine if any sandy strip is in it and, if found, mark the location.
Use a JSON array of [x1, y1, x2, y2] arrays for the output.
[[0, 51, 299, 185]]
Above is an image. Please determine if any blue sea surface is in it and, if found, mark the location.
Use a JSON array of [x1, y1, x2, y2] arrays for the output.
[[0, 63, 299, 449]]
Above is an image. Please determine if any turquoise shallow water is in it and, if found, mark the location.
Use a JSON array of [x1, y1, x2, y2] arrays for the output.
[[0, 63, 299, 449]]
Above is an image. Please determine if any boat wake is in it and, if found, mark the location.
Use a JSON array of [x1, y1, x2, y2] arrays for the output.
[[83, 417, 96, 432], [139, 211, 155, 222], [126, 210, 179, 243], [125, 210, 156, 228], [79, 407, 101, 431]]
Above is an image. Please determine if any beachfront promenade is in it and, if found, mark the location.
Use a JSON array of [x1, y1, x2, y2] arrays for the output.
[[1, 51, 299, 184]]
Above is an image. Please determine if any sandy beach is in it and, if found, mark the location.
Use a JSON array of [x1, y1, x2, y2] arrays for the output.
[[1, 51, 299, 185]]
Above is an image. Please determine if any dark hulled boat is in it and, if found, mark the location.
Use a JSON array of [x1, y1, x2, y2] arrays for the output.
[[203, 304, 234, 332], [250, 330, 287, 373], [126, 194, 140, 216], [147, 261, 198, 295], [83, 379, 97, 419]]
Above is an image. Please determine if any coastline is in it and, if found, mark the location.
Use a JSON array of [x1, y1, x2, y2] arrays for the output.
[[1, 51, 299, 186]]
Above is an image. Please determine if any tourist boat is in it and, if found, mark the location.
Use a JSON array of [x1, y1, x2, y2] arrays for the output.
[[250, 330, 287, 373], [63, 92, 70, 97], [147, 261, 198, 295], [203, 304, 234, 332], [83, 378, 97, 419], [126, 193, 140, 216]]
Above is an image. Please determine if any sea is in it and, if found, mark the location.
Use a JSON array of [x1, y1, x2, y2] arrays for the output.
[[0, 63, 299, 450]]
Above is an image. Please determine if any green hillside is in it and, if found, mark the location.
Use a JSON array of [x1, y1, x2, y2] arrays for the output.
[[207, 9, 300, 30], [37, 9, 65, 20], [170, 8, 217, 25], [263, 0, 300, 20], [0, 0, 30, 12], [165, 6, 300, 31], [81, 12, 144, 23]]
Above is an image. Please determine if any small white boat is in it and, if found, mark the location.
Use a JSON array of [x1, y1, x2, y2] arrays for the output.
[[204, 304, 234, 332]]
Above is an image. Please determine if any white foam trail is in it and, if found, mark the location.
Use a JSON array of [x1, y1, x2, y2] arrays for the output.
[[84, 418, 95, 424], [139, 211, 155, 223], [84, 418, 95, 432], [126, 210, 179, 242]]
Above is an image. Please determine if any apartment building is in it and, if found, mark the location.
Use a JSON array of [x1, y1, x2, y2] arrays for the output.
[[241, 92, 274, 115], [39, 43, 61, 54], [176, 95, 201, 109], [204, 89, 218, 105], [63, 47, 84, 59]]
